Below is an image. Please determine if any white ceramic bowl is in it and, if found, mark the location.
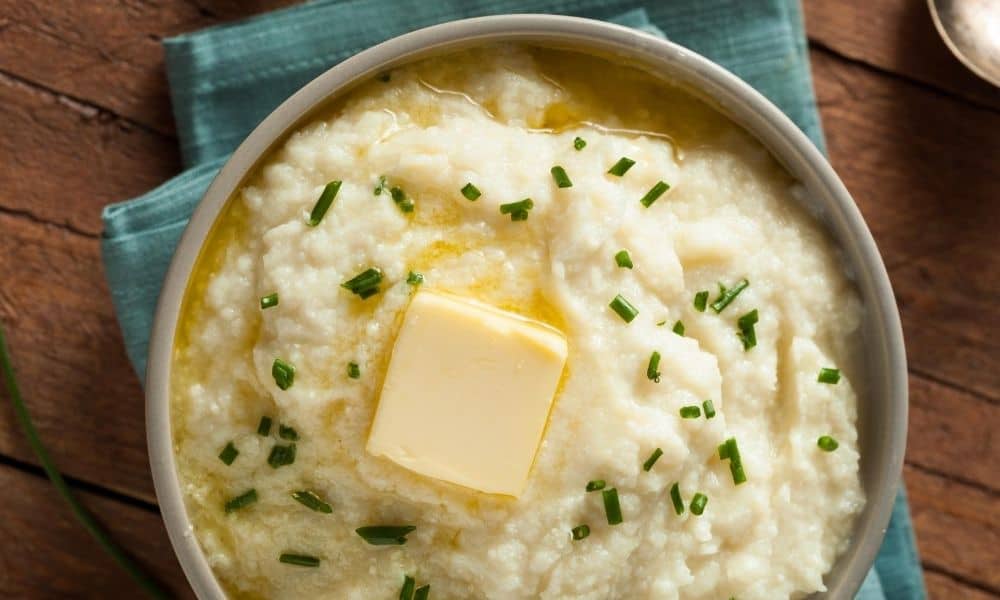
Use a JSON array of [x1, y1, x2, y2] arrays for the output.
[[146, 15, 907, 599]]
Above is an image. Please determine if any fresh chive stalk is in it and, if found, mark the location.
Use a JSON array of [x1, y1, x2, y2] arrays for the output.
[[703, 399, 717, 419], [278, 424, 298, 441], [390, 186, 414, 213], [413, 585, 430, 600], [400, 575, 416, 600], [224, 489, 258, 513], [614, 250, 633, 269], [647, 351, 662, 382], [656, 320, 667, 327], [573, 136, 587, 150], [690, 493, 708, 516], [817, 435, 840, 452], [643, 448, 663, 472], [719, 437, 747, 484], [694, 290, 709, 312], [602, 488, 623, 525], [260, 293, 279, 310], [257, 416, 272, 436], [307, 180, 342, 226], [279, 553, 320, 567], [669, 482, 684, 515], [711, 279, 749, 313], [639, 181, 670, 207], [291, 490, 333, 513], [818, 368, 841, 384], [374, 175, 388, 196], [672, 320, 685, 336], [341, 267, 384, 299], [406, 271, 424, 286], [272, 358, 295, 390], [608, 157, 635, 176], [218, 441, 239, 465], [551, 166, 573, 188], [679, 405, 701, 419], [609, 294, 639, 323], [356, 525, 417, 545], [348, 362, 361, 379], [461, 182, 481, 201], [737, 309, 759, 350], [585, 479, 606, 492], [571, 525, 590, 540], [268, 443, 297, 468], [499, 198, 534, 221]]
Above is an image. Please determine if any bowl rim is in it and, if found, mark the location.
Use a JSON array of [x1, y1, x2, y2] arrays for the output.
[[146, 14, 907, 599]]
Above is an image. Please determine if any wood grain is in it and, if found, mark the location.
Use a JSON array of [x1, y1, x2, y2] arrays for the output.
[[804, 0, 1000, 111], [924, 571, 997, 600], [0, 465, 192, 598]]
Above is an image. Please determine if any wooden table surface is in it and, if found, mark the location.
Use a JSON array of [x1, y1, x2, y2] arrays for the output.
[[0, 1, 997, 597]]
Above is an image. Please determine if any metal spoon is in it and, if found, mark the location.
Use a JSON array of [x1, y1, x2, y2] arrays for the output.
[[928, 0, 1000, 87]]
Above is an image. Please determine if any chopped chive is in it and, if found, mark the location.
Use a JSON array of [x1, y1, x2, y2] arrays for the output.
[[356, 525, 417, 546], [341, 267, 384, 299], [224, 489, 257, 513], [291, 490, 333, 513], [257, 416, 272, 436], [609, 294, 639, 323], [272, 358, 295, 390], [614, 249, 633, 269], [602, 488, 623, 525], [646, 351, 662, 383], [690, 492, 708, 516], [413, 585, 430, 600], [307, 180, 342, 226], [279, 553, 319, 567], [267, 443, 296, 468], [818, 368, 841, 384], [218, 442, 239, 466], [374, 175, 388, 196], [461, 182, 481, 201], [718, 441, 731, 460], [260, 293, 279, 310], [400, 575, 416, 600], [499, 198, 534, 221], [639, 181, 670, 207], [278, 424, 298, 441], [694, 290, 709, 312], [710, 279, 749, 313], [818, 435, 840, 452], [737, 309, 759, 350], [679, 405, 701, 419], [585, 479, 606, 492], [406, 271, 424, 286], [656, 320, 667, 327], [348, 362, 361, 379], [390, 186, 414, 213], [703, 399, 717, 419], [642, 448, 663, 472], [571, 525, 590, 540], [720, 437, 747, 484], [551, 166, 573, 188], [669, 482, 684, 515], [573, 136, 587, 150], [608, 157, 635, 176], [672, 320, 685, 336]]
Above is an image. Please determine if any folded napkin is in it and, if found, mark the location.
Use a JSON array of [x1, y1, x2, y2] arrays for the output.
[[100, 1, 925, 597]]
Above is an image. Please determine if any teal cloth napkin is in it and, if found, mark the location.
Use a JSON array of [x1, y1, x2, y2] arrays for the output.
[[100, 1, 925, 598]]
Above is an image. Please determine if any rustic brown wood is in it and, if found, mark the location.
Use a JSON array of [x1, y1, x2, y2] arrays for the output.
[[0, 1, 997, 596], [804, 0, 1000, 111], [0, 465, 192, 598]]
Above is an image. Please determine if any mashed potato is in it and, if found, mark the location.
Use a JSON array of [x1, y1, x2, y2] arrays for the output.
[[171, 45, 864, 599]]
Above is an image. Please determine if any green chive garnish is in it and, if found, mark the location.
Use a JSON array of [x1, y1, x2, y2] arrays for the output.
[[710, 279, 749, 313], [608, 157, 635, 176], [260, 293, 279, 309], [551, 166, 573, 188], [818, 435, 840, 452], [272, 358, 295, 390], [656, 320, 667, 327], [390, 186, 414, 213], [639, 180, 669, 207], [643, 448, 663, 472], [257, 416, 272, 436], [602, 488, 623, 525], [279, 553, 319, 567], [672, 320, 685, 336], [737, 309, 759, 350], [348, 362, 361, 379], [268, 443, 296, 468], [341, 267, 384, 299], [224, 489, 257, 513], [413, 585, 430, 600], [647, 351, 661, 382], [573, 136, 586, 150], [278, 424, 298, 441], [719, 437, 747, 484], [669, 482, 684, 515], [585, 479, 606, 492], [461, 182, 481, 201], [690, 492, 708, 516], [374, 175, 388, 196], [406, 271, 424, 286], [356, 525, 417, 546], [400, 575, 416, 600], [291, 490, 333, 513], [499, 198, 534, 221], [218, 441, 238, 465], [614, 250, 633, 269], [694, 290, 709, 312], [609, 294, 638, 323], [703, 400, 716, 419], [307, 180, 341, 226], [679, 405, 701, 419], [818, 368, 841, 384], [571, 525, 590, 540]]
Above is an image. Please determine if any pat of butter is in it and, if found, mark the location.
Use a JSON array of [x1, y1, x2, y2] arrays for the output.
[[367, 290, 568, 496]]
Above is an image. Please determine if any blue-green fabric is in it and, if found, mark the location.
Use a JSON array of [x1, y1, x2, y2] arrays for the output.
[[99, 2, 925, 598]]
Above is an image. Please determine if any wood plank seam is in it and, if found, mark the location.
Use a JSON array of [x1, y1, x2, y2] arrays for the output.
[[906, 460, 998, 498], [910, 366, 998, 407], [0, 204, 98, 239], [921, 563, 1000, 597]]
